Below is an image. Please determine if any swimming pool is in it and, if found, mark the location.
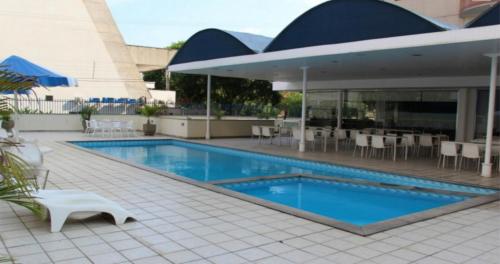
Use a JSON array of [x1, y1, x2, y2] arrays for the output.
[[220, 177, 466, 226], [70, 139, 498, 234]]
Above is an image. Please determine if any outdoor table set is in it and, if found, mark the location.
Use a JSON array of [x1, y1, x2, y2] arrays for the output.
[[84, 120, 137, 137]]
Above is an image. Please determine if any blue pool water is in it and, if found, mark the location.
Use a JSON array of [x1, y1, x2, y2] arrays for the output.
[[72, 140, 496, 195], [221, 177, 466, 226]]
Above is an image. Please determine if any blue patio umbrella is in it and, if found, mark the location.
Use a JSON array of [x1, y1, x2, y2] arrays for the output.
[[0, 55, 77, 115], [0, 55, 77, 87]]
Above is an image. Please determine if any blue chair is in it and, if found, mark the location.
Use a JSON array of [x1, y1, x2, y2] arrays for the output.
[[102, 97, 116, 103], [116, 98, 127, 104], [127, 99, 137, 104], [89, 98, 100, 103]]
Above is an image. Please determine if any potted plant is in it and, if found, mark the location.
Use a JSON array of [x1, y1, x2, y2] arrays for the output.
[[0, 110, 14, 132], [80, 105, 97, 131], [213, 105, 225, 120], [140, 104, 161, 136]]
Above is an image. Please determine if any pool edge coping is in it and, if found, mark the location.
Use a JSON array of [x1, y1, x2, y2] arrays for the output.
[[59, 139, 500, 236]]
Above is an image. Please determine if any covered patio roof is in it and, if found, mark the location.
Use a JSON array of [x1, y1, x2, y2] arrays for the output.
[[167, 0, 499, 85], [168, 26, 500, 84]]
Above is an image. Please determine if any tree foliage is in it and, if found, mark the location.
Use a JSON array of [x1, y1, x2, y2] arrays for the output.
[[167, 41, 186, 50], [143, 70, 166, 90], [144, 40, 282, 109], [279, 92, 302, 117], [170, 73, 281, 108]]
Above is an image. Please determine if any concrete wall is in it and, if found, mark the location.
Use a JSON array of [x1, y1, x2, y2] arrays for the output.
[[0, 0, 149, 100], [384, 0, 498, 26], [15, 115, 275, 138], [128, 45, 177, 72]]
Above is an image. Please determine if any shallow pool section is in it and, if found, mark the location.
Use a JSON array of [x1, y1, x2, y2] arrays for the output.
[[219, 177, 466, 226], [71, 139, 496, 195]]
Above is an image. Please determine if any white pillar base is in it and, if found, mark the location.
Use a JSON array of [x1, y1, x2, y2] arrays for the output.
[[481, 163, 493, 178], [299, 142, 306, 152]]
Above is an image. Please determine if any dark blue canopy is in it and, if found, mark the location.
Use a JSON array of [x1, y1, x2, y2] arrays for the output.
[[0, 55, 77, 87], [169, 29, 272, 65], [265, 0, 448, 52]]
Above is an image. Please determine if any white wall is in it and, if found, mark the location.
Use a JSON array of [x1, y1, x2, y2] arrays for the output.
[[15, 115, 275, 138]]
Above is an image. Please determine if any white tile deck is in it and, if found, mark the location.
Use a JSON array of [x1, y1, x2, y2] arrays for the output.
[[0, 132, 498, 264]]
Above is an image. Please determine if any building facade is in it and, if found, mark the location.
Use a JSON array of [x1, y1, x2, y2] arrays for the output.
[[386, 0, 498, 26], [0, 0, 169, 100]]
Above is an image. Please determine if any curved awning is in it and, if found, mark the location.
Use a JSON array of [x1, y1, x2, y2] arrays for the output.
[[264, 0, 448, 52], [466, 3, 500, 28], [169, 29, 272, 65]]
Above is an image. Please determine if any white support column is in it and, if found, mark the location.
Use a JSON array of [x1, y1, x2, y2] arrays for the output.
[[206, 75, 211, 140], [455, 88, 469, 142], [481, 55, 498, 177], [165, 69, 170, 90], [337, 90, 343, 129], [299, 67, 309, 152]]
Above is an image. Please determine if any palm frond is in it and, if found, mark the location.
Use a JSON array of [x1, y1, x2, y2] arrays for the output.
[[0, 256, 12, 263], [0, 149, 41, 217]]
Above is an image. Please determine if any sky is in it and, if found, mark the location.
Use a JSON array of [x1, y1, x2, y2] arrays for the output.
[[106, 0, 329, 48]]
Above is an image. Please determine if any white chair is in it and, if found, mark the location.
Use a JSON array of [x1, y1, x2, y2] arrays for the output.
[[370, 135, 390, 159], [384, 133, 399, 157], [292, 128, 301, 148], [305, 129, 316, 151], [99, 120, 112, 137], [459, 143, 482, 172], [438, 141, 459, 170], [334, 128, 347, 151], [402, 134, 416, 159], [125, 121, 137, 137], [261, 126, 275, 144], [347, 129, 359, 147], [278, 127, 292, 145], [111, 121, 124, 137], [84, 120, 91, 134], [89, 120, 100, 136], [252, 126, 262, 143], [34, 190, 136, 232], [353, 134, 369, 158], [418, 134, 437, 158]]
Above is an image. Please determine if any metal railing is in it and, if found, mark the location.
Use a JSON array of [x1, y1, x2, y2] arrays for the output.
[[9, 98, 143, 115], [4, 98, 295, 117]]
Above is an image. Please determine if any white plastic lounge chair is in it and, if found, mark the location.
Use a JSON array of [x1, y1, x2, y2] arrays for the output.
[[5, 143, 50, 188], [33, 190, 136, 232], [0, 128, 8, 139]]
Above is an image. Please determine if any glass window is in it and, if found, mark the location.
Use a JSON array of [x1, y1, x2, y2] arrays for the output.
[[306, 90, 457, 137], [475, 89, 500, 139]]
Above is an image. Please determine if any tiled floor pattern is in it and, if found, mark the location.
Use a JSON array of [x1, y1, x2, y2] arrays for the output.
[[0, 132, 498, 264]]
